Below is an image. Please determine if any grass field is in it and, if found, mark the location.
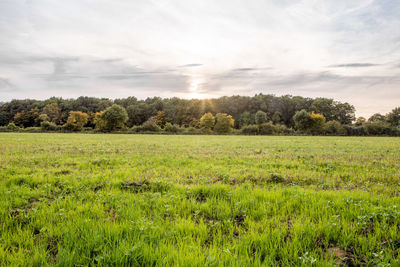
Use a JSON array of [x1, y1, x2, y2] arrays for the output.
[[1, 133, 400, 266]]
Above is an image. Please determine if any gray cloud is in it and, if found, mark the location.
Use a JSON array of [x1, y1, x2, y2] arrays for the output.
[[232, 68, 258, 72], [0, 77, 15, 92], [327, 63, 380, 68], [178, 64, 203, 68]]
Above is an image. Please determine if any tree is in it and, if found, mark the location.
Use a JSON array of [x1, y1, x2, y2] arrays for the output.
[[255, 110, 267, 125], [311, 98, 335, 121], [42, 103, 61, 124], [200, 112, 215, 132], [64, 111, 89, 131], [333, 102, 355, 124], [239, 111, 251, 128], [355, 117, 366, 126], [153, 111, 171, 127], [293, 110, 313, 132], [310, 111, 326, 134], [368, 113, 385, 123], [311, 98, 355, 124], [13, 108, 40, 128], [386, 107, 400, 126], [271, 111, 282, 124], [95, 104, 128, 131], [214, 113, 234, 133]]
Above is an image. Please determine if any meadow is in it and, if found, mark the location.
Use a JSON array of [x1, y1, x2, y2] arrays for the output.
[[1, 133, 400, 266]]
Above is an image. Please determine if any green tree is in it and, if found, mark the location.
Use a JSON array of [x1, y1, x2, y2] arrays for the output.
[[214, 113, 234, 133], [293, 109, 313, 133], [42, 103, 61, 124], [368, 113, 385, 123], [271, 111, 282, 124], [355, 117, 366, 126], [255, 110, 267, 125], [239, 111, 251, 128], [386, 107, 400, 126], [200, 112, 215, 132], [95, 104, 128, 131]]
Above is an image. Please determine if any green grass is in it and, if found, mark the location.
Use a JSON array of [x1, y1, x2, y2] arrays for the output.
[[1, 133, 399, 266]]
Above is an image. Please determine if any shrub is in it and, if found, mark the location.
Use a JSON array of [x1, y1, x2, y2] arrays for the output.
[[164, 122, 181, 133], [241, 124, 259, 135], [141, 117, 161, 132], [343, 125, 367, 136], [6, 122, 20, 131], [323, 121, 345, 135], [259, 122, 276, 135], [364, 121, 389, 135], [185, 127, 199, 134], [40, 121, 60, 131], [275, 124, 291, 135], [20, 127, 41, 132]]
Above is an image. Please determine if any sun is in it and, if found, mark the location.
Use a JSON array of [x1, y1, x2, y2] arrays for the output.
[[185, 79, 213, 99], [189, 80, 199, 92]]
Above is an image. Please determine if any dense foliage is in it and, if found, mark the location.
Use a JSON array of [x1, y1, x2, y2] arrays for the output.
[[0, 94, 399, 135]]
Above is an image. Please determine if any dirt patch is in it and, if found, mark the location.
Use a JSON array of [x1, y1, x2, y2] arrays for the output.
[[327, 247, 355, 266]]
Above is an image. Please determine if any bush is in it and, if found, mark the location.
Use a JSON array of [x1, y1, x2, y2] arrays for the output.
[[259, 122, 276, 135], [364, 121, 389, 135], [6, 122, 20, 131], [40, 121, 60, 131], [141, 117, 161, 132], [164, 122, 181, 133], [185, 127, 199, 134], [241, 124, 259, 135], [343, 125, 367, 136], [323, 121, 345, 135], [20, 127, 41, 132], [275, 124, 292, 135]]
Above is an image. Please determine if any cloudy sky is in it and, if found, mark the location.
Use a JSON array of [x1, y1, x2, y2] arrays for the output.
[[1, 0, 399, 117]]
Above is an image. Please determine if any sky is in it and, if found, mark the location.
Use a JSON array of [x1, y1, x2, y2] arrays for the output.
[[0, 0, 399, 117]]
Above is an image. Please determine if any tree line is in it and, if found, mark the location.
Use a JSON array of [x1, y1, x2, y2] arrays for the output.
[[0, 94, 399, 136]]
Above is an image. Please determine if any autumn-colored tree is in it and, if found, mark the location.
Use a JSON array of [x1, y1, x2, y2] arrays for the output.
[[13, 108, 40, 128], [214, 113, 234, 133], [64, 111, 89, 131], [310, 111, 326, 133], [153, 111, 171, 127], [200, 112, 215, 132]]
